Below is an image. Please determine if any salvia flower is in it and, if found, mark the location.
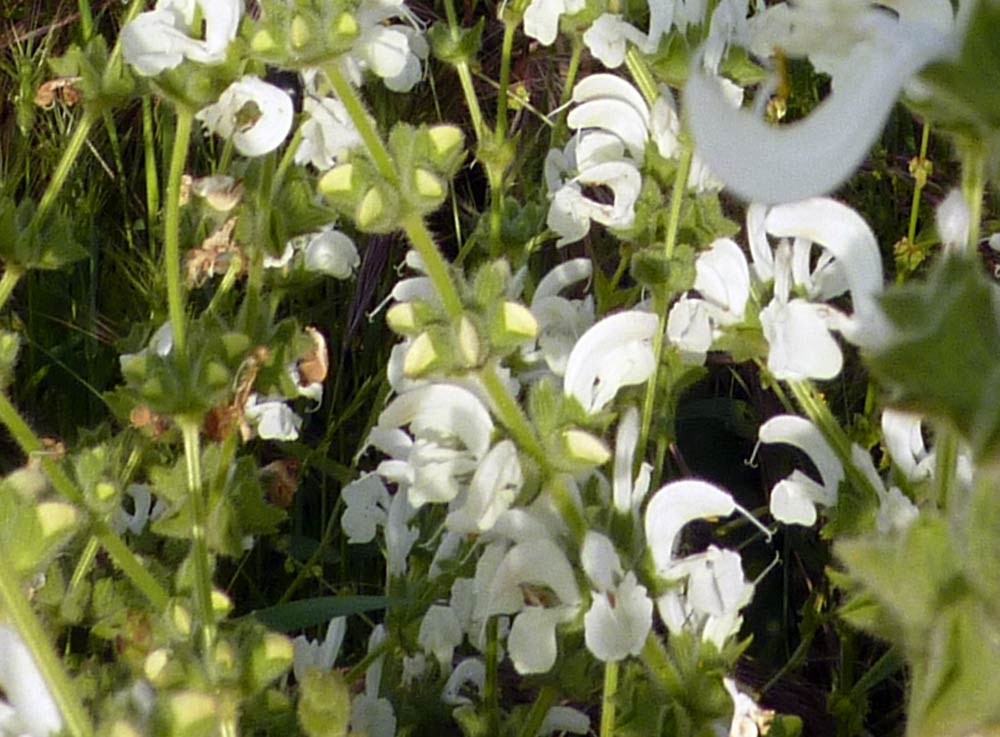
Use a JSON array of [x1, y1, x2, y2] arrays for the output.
[[121, 0, 243, 76], [196, 76, 294, 157], [527, 258, 596, 375], [344, 0, 429, 92], [292, 617, 346, 683], [295, 95, 364, 171]]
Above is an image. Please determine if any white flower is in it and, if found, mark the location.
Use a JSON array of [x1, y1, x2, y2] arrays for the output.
[[418, 605, 463, 671], [445, 440, 523, 534], [612, 406, 652, 516], [243, 394, 301, 441], [196, 76, 294, 157], [722, 677, 774, 737], [485, 538, 581, 674], [121, 0, 242, 76], [341, 474, 391, 544], [346, 0, 429, 92], [523, 0, 585, 45], [581, 531, 653, 662], [582, 14, 649, 68], [563, 310, 659, 414], [0, 624, 63, 737], [758, 415, 843, 526], [295, 95, 363, 170], [292, 617, 346, 683], [881, 409, 935, 484], [385, 485, 419, 577], [441, 658, 484, 706], [666, 297, 713, 364], [935, 188, 970, 253], [112, 483, 166, 535], [303, 228, 359, 278], [645, 480, 742, 575], [369, 384, 494, 508], [685, 3, 957, 203], [538, 706, 590, 735], [349, 626, 396, 737], [528, 258, 596, 375], [656, 545, 754, 648]]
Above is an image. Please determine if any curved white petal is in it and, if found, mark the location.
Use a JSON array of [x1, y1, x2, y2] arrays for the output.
[[196, 77, 294, 157], [759, 414, 843, 509], [304, 228, 359, 278], [881, 408, 934, 483], [487, 539, 581, 616], [539, 706, 590, 735], [573, 160, 642, 227], [581, 531, 622, 592], [769, 477, 821, 525], [418, 605, 463, 669], [694, 238, 750, 322], [564, 310, 658, 414], [644, 480, 737, 574], [293, 616, 346, 682], [760, 298, 843, 380], [523, 0, 564, 45], [446, 440, 523, 533], [533, 258, 593, 303], [377, 384, 494, 458], [295, 96, 363, 170], [684, 21, 955, 203], [571, 74, 650, 125], [244, 395, 301, 440], [667, 297, 712, 364], [613, 406, 640, 514], [582, 14, 649, 69], [341, 474, 390, 543], [441, 658, 485, 706], [568, 100, 649, 163]]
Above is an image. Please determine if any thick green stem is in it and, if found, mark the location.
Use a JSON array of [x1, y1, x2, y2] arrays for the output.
[[0, 553, 94, 737], [0, 267, 24, 314], [479, 362, 547, 465], [600, 660, 620, 737], [637, 142, 693, 466], [496, 20, 517, 139], [400, 212, 464, 319], [516, 685, 558, 737], [323, 64, 398, 185], [442, 0, 487, 142], [961, 140, 986, 250], [164, 107, 194, 356], [180, 420, 217, 667], [625, 47, 659, 107], [0, 392, 169, 609], [932, 429, 958, 509]]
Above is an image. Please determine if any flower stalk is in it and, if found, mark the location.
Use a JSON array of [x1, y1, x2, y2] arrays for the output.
[[164, 106, 194, 356], [600, 660, 620, 737]]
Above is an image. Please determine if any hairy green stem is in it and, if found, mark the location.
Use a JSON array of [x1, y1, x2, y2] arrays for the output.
[[479, 361, 547, 465], [600, 660, 620, 737], [496, 19, 517, 138], [180, 420, 217, 668], [142, 95, 160, 233], [323, 64, 398, 185], [932, 430, 958, 509], [625, 47, 659, 107], [0, 553, 94, 737], [400, 212, 464, 319], [164, 107, 194, 356], [637, 142, 693, 467], [961, 139, 986, 250], [905, 122, 931, 247], [442, 0, 487, 142]]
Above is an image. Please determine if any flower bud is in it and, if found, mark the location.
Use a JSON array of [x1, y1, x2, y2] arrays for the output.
[[403, 332, 438, 377], [386, 302, 427, 335], [290, 16, 311, 48], [356, 188, 385, 230], [167, 691, 217, 737], [414, 168, 444, 199], [334, 12, 359, 38], [211, 589, 233, 618], [170, 602, 193, 637], [250, 632, 294, 689], [456, 316, 480, 367], [36, 502, 78, 539], [500, 302, 538, 340], [562, 429, 611, 466], [251, 30, 277, 53], [428, 125, 464, 158], [318, 163, 354, 195]]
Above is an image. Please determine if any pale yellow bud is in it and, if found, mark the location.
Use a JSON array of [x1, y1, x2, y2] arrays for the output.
[[387, 303, 419, 333], [403, 333, 437, 377], [291, 15, 311, 47], [428, 125, 464, 157], [211, 589, 233, 617], [144, 649, 170, 682], [457, 316, 480, 367], [251, 30, 277, 53], [335, 12, 359, 37], [356, 188, 385, 229], [36, 502, 78, 538], [501, 302, 538, 339], [318, 163, 354, 194], [414, 168, 444, 199], [169, 691, 217, 732], [562, 429, 611, 465]]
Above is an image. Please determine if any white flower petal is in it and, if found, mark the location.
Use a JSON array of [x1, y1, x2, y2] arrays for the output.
[[760, 297, 843, 380], [196, 76, 294, 157], [0, 624, 63, 737], [507, 606, 565, 674], [583, 572, 653, 662], [684, 21, 954, 203], [304, 229, 359, 278], [881, 408, 934, 483], [568, 99, 649, 163], [564, 310, 658, 414], [523, 0, 566, 45], [538, 706, 590, 735], [644, 480, 737, 574], [571, 74, 650, 126], [377, 384, 494, 458], [613, 406, 641, 514], [487, 539, 581, 616], [581, 531, 622, 592], [667, 297, 712, 364], [694, 238, 750, 322], [446, 440, 523, 533], [341, 474, 390, 544], [418, 605, 463, 670], [442, 658, 485, 706], [582, 14, 649, 69], [244, 395, 301, 440], [532, 258, 593, 303]]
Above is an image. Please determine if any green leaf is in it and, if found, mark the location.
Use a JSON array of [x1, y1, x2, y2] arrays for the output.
[[250, 595, 388, 631], [866, 255, 1000, 462]]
